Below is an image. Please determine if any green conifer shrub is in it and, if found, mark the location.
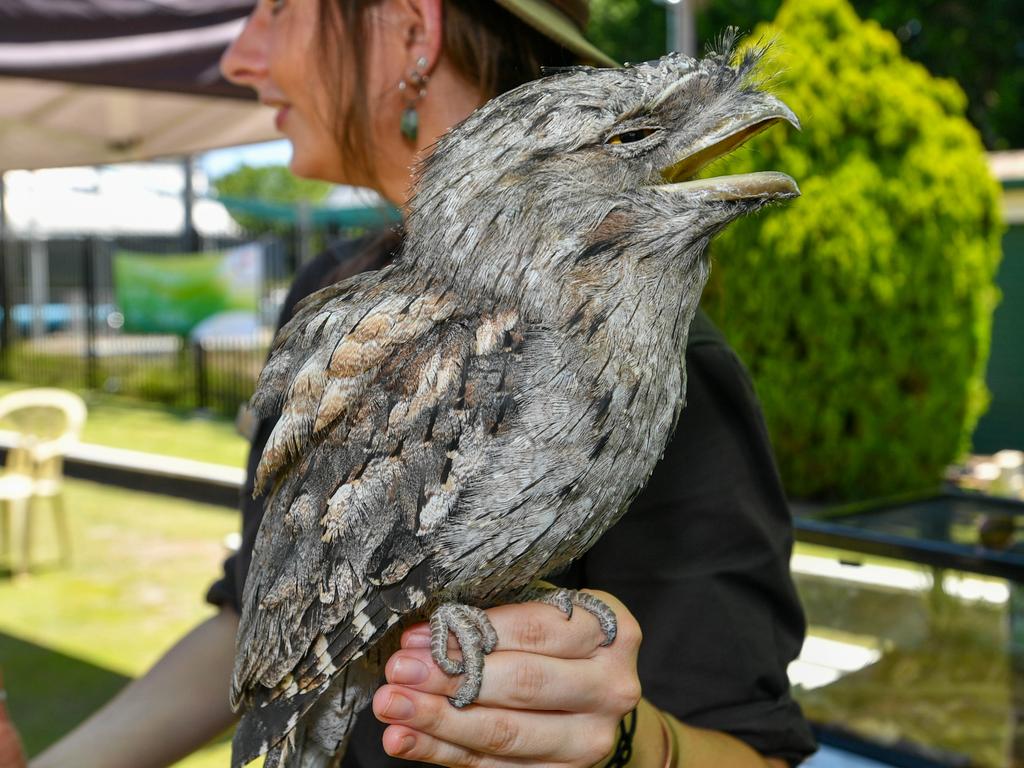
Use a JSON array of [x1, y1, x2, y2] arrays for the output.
[[702, 0, 1004, 500]]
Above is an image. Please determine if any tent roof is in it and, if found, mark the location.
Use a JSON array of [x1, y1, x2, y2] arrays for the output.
[[0, 0, 279, 170], [0, 0, 256, 99]]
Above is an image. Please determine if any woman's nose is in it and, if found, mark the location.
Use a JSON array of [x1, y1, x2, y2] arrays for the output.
[[221, 6, 270, 89]]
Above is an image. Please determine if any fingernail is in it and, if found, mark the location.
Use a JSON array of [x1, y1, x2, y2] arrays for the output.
[[403, 630, 431, 648], [384, 691, 415, 720], [397, 734, 416, 754], [391, 656, 429, 684]]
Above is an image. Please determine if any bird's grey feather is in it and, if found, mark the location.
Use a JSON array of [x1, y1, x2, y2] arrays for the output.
[[232, 42, 800, 767]]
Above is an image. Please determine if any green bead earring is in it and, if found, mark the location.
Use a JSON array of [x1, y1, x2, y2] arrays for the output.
[[400, 105, 419, 142], [399, 57, 429, 143]]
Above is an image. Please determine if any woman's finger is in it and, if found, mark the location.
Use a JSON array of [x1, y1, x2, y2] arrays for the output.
[[372, 685, 615, 764], [400, 590, 637, 660], [385, 647, 638, 714], [381, 724, 544, 768]]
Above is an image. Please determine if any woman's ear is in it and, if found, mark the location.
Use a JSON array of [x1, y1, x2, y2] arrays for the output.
[[394, 0, 444, 76]]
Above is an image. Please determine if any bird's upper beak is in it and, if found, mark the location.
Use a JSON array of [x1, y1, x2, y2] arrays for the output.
[[659, 93, 801, 203]]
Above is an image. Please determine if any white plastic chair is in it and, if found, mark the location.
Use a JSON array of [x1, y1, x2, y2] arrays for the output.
[[0, 388, 87, 574]]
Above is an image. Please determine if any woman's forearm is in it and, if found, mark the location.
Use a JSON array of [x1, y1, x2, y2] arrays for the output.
[[31, 609, 240, 768], [626, 699, 787, 768]]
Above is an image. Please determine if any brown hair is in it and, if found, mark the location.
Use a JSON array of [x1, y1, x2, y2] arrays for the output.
[[316, 0, 586, 188]]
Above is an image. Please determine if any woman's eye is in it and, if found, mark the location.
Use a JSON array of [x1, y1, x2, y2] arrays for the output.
[[607, 128, 658, 145], [270, 0, 286, 14]]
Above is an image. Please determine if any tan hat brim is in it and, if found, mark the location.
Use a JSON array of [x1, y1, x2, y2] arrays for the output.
[[492, 0, 620, 68]]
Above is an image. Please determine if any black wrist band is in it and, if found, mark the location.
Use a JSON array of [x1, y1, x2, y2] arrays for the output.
[[603, 707, 638, 768]]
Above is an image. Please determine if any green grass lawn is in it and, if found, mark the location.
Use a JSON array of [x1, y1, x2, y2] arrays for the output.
[[0, 479, 237, 767], [0, 381, 248, 467], [0, 383, 1013, 765]]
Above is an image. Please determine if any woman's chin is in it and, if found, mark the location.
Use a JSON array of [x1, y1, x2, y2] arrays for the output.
[[287, 152, 321, 181], [288, 151, 350, 185]]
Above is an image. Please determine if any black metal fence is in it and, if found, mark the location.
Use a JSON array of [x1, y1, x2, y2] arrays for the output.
[[0, 232, 295, 416]]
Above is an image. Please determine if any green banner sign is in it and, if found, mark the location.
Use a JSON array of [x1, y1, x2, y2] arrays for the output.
[[114, 243, 262, 336]]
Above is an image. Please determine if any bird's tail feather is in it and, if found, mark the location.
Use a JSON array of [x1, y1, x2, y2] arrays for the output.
[[234, 572, 427, 767], [262, 727, 339, 768], [232, 685, 326, 768], [233, 657, 379, 768]]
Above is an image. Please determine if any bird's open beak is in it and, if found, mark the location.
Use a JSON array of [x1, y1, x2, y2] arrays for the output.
[[659, 95, 801, 202]]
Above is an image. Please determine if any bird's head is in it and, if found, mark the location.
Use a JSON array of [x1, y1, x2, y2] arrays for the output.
[[406, 35, 799, 321]]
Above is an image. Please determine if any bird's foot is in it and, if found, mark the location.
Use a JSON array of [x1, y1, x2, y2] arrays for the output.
[[522, 586, 618, 647], [429, 603, 498, 708]]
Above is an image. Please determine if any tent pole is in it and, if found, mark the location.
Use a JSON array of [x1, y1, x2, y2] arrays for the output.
[[182, 154, 199, 252], [664, 0, 697, 57]]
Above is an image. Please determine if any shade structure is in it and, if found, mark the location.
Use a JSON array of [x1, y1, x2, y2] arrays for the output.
[[0, 0, 279, 171]]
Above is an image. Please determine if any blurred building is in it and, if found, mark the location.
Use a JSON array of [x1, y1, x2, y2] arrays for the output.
[[974, 151, 1024, 452], [2, 162, 236, 238]]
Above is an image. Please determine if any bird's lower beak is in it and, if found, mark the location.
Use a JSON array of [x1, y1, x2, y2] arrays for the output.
[[667, 171, 800, 201], [659, 95, 801, 202]]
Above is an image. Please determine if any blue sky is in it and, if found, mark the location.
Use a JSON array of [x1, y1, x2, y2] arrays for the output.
[[200, 139, 292, 179]]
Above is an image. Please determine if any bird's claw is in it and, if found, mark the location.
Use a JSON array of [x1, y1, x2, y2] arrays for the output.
[[531, 587, 618, 646], [429, 603, 497, 707]]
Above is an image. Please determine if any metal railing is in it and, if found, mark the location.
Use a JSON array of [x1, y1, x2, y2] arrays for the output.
[[0, 232, 294, 415]]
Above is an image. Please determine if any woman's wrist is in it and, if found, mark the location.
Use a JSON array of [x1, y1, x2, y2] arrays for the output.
[[654, 704, 680, 768], [614, 699, 785, 768], [592, 698, 671, 768]]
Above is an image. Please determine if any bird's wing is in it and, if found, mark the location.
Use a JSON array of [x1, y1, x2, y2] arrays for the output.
[[249, 268, 459, 495], [231, 276, 525, 762]]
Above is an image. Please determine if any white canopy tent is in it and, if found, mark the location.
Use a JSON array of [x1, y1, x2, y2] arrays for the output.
[[0, 0, 277, 172], [0, 76, 276, 172]]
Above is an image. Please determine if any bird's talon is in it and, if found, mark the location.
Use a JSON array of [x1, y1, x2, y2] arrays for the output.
[[429, 602, 493, 708], [436, 656, 464, 675], [528, 587, 618, 645], [449, 677, 481, 708]]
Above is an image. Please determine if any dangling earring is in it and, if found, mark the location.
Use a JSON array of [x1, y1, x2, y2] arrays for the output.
[[399, 56, 428, 143]]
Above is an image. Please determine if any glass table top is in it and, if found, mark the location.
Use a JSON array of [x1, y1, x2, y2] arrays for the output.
[[795, 492, 1024, 581]]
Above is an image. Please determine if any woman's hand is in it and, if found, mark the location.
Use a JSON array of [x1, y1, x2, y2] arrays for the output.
[[373, 590, 643, 768], [0, 670, 27, 768]]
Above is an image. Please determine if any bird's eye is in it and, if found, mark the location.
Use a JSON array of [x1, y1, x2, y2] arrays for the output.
[[606, 128, 658, 145]]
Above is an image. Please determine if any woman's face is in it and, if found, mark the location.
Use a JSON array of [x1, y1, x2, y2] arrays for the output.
[[221, 0, 405, 187]]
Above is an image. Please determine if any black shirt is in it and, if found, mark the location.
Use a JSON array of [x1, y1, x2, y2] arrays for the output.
[[208, 235, 817, 766]]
